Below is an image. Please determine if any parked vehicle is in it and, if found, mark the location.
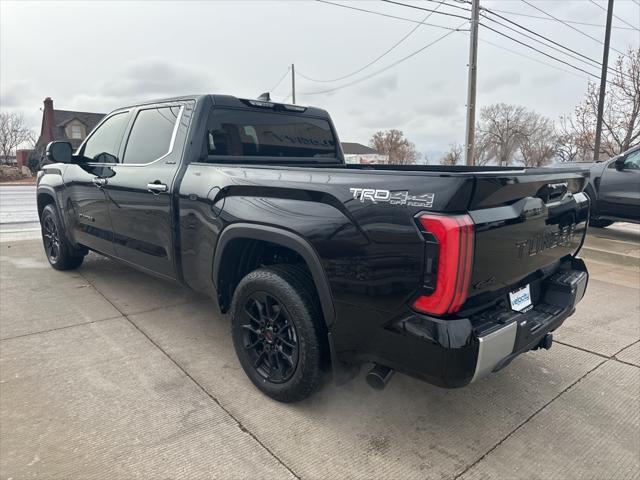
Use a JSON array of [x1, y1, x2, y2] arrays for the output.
[[38, 95, 590, 402], [586, 145, 640, 227]]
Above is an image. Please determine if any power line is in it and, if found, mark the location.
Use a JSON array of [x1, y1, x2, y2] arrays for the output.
[[315, 0, 466, 31], [423, 0, 471, 13], [520, 0, 628, 57], [480, 7, 633, 80], [480, 10, 602, 71], [268, 67, 290, 93], [633, 0, 640, 8], [299, 0, 450, 83], [461, 4, 637, 30], [480, 22, 610, 82], [389, 0, 629, 72], [299, 24, 464, 96], [478, 37, 592, 81], [380, 0, 470, 22], [588, 0, 640, 31]]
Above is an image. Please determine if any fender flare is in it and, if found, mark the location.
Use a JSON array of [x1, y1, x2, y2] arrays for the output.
[[212, 223, 336, 328], [36, 185, 59, 217], [36, 185, 67, 230], [36, 185, 81, 249]]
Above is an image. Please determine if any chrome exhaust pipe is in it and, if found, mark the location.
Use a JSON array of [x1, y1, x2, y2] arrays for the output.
[[366, 364, 395, 390]]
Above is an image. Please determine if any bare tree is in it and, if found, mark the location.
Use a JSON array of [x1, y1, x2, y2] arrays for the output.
[[370, 129, 421, 165], [477, 103, 529, 166], [558, 48, 640, 159], [554, 115, 592, 162], [440, 143, 462, 165], [519, 112, 556, 167], [0, 112, 35, 160], [473, 130, 492, 165]]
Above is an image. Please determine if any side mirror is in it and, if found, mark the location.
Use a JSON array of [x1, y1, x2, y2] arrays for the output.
[[46, 141, 73, 164], [614, 156, 625, 170]]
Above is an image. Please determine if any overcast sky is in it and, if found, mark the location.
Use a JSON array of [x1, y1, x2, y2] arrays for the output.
[[1, 0, 638, 160]]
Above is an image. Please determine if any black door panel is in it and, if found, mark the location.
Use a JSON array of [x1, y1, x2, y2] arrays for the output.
[[104, 102, 193, 280], [62, 111, 132, 255], [598, 150, 640, 220]]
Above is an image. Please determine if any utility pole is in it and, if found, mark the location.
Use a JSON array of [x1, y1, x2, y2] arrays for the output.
[[464, 0, 480, 165], [593, 0, 614, 161], [291, 63, 296, 104]]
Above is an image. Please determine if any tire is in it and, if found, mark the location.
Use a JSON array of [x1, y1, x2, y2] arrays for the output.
[[40, 204, 85, 270], [230, 264, 326, 402], [589, 218, 614, 228]]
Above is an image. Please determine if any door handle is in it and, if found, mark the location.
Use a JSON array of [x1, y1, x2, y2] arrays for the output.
[[92, 177, 107, 187], [147, 182, 168, 194]]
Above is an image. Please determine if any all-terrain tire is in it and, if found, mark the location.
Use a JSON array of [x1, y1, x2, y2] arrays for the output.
[[40, 204, 85, 270], [230, 264, 326, 402]]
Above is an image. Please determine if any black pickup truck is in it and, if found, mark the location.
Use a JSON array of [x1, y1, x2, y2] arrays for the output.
[[38, 95, 590, 402]]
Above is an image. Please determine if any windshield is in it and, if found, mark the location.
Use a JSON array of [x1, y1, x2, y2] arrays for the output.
[[203, 108, 337, 160]]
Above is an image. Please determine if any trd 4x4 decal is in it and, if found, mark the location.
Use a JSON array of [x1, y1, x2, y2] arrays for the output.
[[349, 188, 435, 208]]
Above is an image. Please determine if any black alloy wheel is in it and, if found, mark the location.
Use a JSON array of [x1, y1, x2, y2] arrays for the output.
[[40, 204, 85, 270], [230, 265, 326, 402], [42, 214, 61, 263], [240, 291, 299, 383]]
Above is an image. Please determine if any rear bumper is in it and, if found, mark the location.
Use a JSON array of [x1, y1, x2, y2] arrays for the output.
[[343, 258, 588, 388], [471, 263, 587, 382]]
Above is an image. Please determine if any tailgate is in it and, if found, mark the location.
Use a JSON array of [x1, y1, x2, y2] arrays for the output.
[[465, 169, 589, 306]]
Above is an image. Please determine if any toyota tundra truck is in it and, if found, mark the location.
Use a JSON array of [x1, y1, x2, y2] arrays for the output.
[[37, 94, 590, 402]]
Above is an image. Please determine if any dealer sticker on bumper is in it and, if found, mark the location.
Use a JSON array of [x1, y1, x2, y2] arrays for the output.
[[509, 284, 533, 312]]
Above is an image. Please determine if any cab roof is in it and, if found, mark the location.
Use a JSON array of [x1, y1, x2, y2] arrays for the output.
[[118, 94, 329, 118]]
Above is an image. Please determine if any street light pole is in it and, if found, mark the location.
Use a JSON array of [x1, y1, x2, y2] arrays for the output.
[[593, 0, 614, 161], [464, 0, 480, 165]]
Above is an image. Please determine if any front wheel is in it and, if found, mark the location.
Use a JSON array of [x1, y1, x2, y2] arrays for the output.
[[40, 204, 85, 270], [230, 265, 326, 402]]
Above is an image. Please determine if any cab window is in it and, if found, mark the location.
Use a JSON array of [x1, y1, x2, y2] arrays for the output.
[[203, 108, 337, 160], [122, 106, 180, 164], [81, 112, 129, 163]]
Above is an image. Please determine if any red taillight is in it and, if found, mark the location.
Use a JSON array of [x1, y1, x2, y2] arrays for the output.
[[412, 213, 474, 315]]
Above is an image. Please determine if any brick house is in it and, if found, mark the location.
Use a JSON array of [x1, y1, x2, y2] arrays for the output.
[[341, 142, 389, 165], [34, 97, 105, 161]]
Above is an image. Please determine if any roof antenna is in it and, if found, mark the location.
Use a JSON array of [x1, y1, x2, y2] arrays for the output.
[[257, 92, 271, 101]]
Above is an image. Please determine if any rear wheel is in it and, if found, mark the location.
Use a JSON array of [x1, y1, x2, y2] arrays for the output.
[[230, 265, 325, 402], [589, 218, 614, 228], [40, 204, 85, 270]]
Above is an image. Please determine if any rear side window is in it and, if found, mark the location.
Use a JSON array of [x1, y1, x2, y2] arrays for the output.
[[123, 106, 180, 164], [204, 108, 337, 160]]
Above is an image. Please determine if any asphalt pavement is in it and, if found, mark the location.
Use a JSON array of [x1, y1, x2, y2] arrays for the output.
[[0, 185, 40, 242], [0, 184, 639, 479]]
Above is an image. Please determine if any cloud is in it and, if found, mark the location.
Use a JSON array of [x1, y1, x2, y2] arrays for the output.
[[0, 81, 35, 109], [416, 98, 460, 118], [101, 58, 215, 98], [532, 71, 563, 85], [67, 58, 217, 113], [357, 74, 398, 97], [357, 109, 414, 129], [426, 79, 447, 92], [479, 69, 522, 93]]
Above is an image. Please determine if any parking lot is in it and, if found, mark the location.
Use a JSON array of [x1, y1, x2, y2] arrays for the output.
[[0, 185, 638, 479]]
